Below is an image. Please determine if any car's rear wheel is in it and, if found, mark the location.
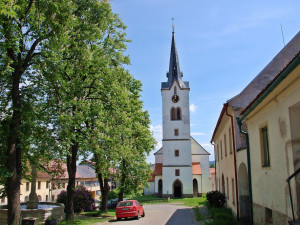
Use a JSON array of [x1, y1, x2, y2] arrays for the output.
[[135, 211, 140, 220], [142, 210, 145, 217], [117, 218, 121, 221]]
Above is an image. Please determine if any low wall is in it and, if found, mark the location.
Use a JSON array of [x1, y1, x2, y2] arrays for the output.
[[0, 202, 64, 225]]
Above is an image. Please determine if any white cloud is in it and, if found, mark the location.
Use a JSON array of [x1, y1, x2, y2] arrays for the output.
[[191, 132, 205, 136], [190, 104, 197, 113]]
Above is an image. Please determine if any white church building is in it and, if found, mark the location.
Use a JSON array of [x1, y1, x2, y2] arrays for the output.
[[145, 30, 212, 197]]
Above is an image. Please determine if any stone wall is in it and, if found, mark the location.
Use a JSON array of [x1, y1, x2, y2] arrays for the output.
[[0, 203, 64, 225], [253, 202, 290, 225]]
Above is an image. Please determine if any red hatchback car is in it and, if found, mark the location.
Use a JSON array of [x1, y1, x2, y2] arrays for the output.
[[115, 200, 145, 221]]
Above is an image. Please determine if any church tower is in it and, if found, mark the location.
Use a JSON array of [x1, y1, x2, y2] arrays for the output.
[[160, 28, 193, 197]]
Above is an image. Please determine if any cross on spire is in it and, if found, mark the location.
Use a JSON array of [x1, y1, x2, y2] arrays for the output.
[[172, 17, 175, 33]]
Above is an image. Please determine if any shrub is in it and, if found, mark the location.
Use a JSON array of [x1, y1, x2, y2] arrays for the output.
[[108, 189, 118, 200], [57, 186, 96, 213], [206, 191, 226, 208]]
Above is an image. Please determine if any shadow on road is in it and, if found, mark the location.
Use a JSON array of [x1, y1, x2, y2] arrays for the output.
[[165, 208, 194, 225], [108, 217, 137, 223]]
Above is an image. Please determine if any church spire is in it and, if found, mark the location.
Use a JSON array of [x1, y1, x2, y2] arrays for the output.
[[161, 26, 189, 90], [167, 27, 183, 84]]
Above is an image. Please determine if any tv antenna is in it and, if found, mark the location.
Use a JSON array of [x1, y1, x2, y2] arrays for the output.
[[280, 24, 286, 47]]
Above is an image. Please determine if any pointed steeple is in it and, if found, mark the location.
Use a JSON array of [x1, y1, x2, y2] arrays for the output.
[[167, 28, 183, 84], [161, 27, 189, 90]]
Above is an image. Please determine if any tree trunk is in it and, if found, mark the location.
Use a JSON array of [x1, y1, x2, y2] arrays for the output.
[[65, 142, 78, 221], [118, 159, 126, 202], [7, 71, 22, 225], [98, 173, 110, 213]]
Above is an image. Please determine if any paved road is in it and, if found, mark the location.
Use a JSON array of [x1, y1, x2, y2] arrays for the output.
[[96, 203, 197, 225]]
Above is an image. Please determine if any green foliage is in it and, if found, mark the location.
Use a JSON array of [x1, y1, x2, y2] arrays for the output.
[[206, 191, 226, 208], [0, 0, 155, 222], [206, 206, 240, 225], [108, 189, 118, 200]]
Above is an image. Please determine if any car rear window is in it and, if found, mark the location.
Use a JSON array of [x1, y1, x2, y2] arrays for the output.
[[118, 201, 133, 207]]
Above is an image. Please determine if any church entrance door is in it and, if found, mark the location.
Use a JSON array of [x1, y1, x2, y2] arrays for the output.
[[173, 180, 182, 198], [158, 179, 163, 197], [193, 178, 198, 197]]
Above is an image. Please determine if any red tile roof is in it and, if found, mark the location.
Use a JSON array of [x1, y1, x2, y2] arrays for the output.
[[37, 171, 51, 179], [154, 163, 162, 175], [209, 168, 216, 179], [148, 173, 155, 182], [192, 163, 202, 175]]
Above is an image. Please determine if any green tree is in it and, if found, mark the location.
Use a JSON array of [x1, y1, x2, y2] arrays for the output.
[[43, 1, 130, 220], [117, 78, 155, 201], [0, 1, 73, 224], [90, 68, 155, 211]]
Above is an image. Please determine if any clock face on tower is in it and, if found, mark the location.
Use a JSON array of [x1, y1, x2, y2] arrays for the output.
[[172, 94, 180, 103]]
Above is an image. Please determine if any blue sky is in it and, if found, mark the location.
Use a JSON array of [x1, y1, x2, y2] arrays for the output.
[[110, 0, 300, 164]]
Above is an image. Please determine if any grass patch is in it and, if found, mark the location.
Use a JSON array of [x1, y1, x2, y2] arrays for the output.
[[169, 195, 206, 207], [132, 194, 168, 204], [132, 194, 207, 207], [80, 209, 115, 217], [57, 210, 115, 225], [205, 206, 241, 225], [193, 206, 203, 221]]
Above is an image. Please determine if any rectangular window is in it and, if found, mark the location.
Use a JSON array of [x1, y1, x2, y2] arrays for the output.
[[52, 183, 56, 190], [217, 145, 219, 161], [1, 197, 5, 203], [58, 183, 61, 189], [232, 179, 235, 205], [38, 181, 41, 190], [175, 150, 179, 157], [46, 181, 49, 189], [174, 129, 179, 136], [226, 177, 229, 200], [46, 195, 48, 201], [260, 126, 270, 167], [51, 195, 55, 202], [26, 182, 30, 192], [62, 183, 65, 188], [220, 140, 223, 159], [175, 169, 180, 176], [224, 134, 227, 156], [229, 128, 233, 154]]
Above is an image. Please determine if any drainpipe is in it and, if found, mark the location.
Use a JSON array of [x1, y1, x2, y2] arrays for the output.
[[210, 142, 217, 191], [225, 104, 240, 220], [237, 118, 253, 225]]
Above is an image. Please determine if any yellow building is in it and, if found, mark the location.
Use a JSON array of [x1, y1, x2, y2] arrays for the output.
[[238, 50, 300, 225], [212, 31, 300, 225]]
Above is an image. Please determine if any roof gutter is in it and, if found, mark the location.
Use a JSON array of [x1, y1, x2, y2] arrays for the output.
[[239, 53, 300, 122]]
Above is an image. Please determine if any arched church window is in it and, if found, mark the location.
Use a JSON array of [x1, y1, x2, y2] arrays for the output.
[[176, 107, 181, 120], [171, 107, 176, 120]]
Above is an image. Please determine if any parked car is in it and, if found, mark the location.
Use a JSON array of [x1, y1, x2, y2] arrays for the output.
[[107, 199, 119, 209], [115, 200, 145, 221]]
